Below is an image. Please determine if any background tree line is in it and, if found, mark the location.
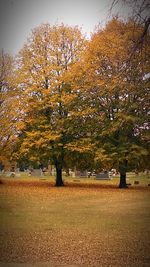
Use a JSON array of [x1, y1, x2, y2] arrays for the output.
[[0, 16, 149, 187]]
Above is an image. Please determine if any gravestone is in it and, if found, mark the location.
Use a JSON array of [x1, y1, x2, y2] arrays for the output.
[[95, 172, 111, 180], [30, 169, 42, 176], [79, 171, 88, 178]]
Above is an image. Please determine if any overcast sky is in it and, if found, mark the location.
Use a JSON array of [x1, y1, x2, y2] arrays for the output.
[[0, 0, 130, 56]]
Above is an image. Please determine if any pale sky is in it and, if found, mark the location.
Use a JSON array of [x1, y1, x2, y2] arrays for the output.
[[0, 0, 130, 56]]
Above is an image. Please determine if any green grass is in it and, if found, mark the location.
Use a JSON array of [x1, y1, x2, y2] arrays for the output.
[[1, 171, 150, 186]]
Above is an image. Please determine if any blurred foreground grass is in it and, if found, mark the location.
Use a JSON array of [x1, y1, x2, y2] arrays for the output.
[[0, 175, 150, 267]]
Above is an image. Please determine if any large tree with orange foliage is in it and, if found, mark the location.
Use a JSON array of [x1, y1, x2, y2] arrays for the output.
[[14, 24, 86, 186], [71, 18, 150, 187]]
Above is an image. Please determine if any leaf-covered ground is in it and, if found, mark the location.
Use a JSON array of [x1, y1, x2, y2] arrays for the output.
[[0, 180, 150, 267]]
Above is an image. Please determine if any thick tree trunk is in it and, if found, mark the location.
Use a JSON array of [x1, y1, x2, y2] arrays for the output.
[[119, 159, 128, 189], [119, 172, 128, 188], [55, 164, 64, 187]]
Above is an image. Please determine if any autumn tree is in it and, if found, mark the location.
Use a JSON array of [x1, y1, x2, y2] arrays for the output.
[[14, 24, 86, 186], [110, 0, 150, 56], [73, 18, 150, 188], [0, 50, 18, 169]]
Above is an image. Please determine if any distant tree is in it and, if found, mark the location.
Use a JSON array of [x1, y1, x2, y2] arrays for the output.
[[0, 50, 17, 168]]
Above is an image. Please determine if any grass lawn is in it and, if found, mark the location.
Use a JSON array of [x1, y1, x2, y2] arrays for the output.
[[1, 170, 150, 186], [0, 177, 150, 267]]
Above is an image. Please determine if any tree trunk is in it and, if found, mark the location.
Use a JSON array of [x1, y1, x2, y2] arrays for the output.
[[119, 172, 128, 188], [55, 164, 64, 187], [119, 159, 128, 189]]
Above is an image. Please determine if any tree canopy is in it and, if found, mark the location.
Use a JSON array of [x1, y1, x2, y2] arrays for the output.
[[0, 50, 17, 169], [1, 18, 149, 187], [73, 18, 150, 187], [12, 24, 87, 185]]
